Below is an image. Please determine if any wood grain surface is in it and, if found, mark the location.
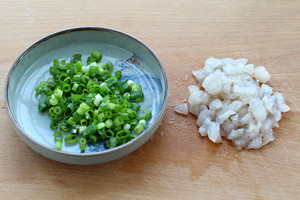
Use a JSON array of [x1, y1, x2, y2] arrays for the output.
[[1, 0, 300, 199]]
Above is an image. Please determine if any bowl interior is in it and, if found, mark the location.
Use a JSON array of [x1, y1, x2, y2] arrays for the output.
[[7, 28, 166, 153]]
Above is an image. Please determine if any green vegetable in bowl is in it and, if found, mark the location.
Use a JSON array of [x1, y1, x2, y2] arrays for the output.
[[35, 50, 151, 152]]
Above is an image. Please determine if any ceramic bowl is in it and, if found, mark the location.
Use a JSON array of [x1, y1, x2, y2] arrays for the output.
[[5, 27, 168, 165]]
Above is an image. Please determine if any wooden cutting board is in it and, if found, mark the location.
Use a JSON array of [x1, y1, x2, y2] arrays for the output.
[[0, 0, 299, 199]]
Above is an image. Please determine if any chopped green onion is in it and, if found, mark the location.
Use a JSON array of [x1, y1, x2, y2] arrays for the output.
[[130, 91, 144, 101], [72, 83, 79, 91], [127, 80, 134, 87], [47, 77, 56, 89], [38, 99, 48, 112], [63, 77, 72, 85], [110, 137, 117, 148], [119, 113, 129, 121], [72, 111, 83, 121], [79, 137, 87, 152], [80, 119, 88, 126], [134, 124, 144, 135], [65, 134, 78, 144], [139, 119, 147, 127], [84, 124, 97, 136], [98, 113, 105, 120], [96, 122, 105, 130], [104, 129, 114, 138], [64, 103, 75, 118], [54, 88, 63, 99], [93, 93, 103, 107], [123, 124, 131, 130], [39, 81, 48, 88], [89, 64, 99, 77], [53, 105, 64, 116], [70, 54, 82, 64], [43, 87, 52, 96], [54, 131, 63, 142], [105, 61, 113, 71], [54, 131, 63, 150], [73, 74, 82, 82], [93, 110, 99, 118], [49, 94, 58, 105], [132, 103, 141, 112], [71, 93, 84, 103], [81, 75, 90, 84], [114, 70, 122, 79], [55, 142, 62, 150], [89, 134, 97, 143], [132, 83, 142, 92], [105, 119, 113, 129], [58, 73, 68, 84], [35, 50, 149, 151], [104, 110, 113, 118], [113, 116, 124, 127], [71, 128, 77, 134], [67, 117, 77, 126], [143, 108, 152, 120], [59, 122, 70, 132], [35, 86, 43, 95], [87, 56, 95, 65], [62, 84, 71, 92], [50, 120, 58, 129], [116, 130, 130, 140], [79, 126, 87, 134], [91, 49, 102, 62], [123, 92, 130, 100], [76, 103, 90, 115], [130, 118, 138, 126], [138, 114, 146, 120]]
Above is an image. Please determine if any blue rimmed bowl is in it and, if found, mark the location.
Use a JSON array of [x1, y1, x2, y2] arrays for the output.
[[4, 27, 168, 165]]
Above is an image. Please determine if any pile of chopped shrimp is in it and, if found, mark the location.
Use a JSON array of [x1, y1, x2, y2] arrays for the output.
[[175, 57, 290, 149]]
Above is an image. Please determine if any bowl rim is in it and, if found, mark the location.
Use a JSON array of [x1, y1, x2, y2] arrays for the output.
[[4, 27, 168, 157]]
